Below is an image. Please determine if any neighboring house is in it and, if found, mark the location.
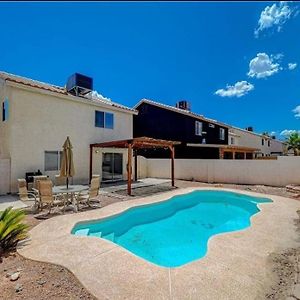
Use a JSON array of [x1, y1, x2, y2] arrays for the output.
[[228, 127, 285, 157], [133, 99, 258, 159], [133, 99, 284, 160], [0, 71, 137, 194]]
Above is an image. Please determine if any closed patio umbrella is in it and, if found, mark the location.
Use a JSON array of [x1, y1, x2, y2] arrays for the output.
[[60, 136, 75, 189]]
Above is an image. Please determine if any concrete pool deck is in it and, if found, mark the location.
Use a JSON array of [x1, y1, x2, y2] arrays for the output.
[[17, 188, 300, 299]]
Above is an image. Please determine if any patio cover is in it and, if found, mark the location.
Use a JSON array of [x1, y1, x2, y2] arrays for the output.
[[90, 137, 181, 195]]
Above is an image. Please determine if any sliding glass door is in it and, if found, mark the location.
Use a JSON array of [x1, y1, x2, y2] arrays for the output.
[[102, 153, 123, 182]]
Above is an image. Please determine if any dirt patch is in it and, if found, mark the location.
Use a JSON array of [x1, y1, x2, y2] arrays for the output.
[[266, 211, 300, 299], [175, 180, 299, 199], [0, 252, 97, 300]]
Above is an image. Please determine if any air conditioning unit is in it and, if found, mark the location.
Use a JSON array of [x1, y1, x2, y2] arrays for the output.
[[176, 100, 191, 111], [66, 73, 93, 96]]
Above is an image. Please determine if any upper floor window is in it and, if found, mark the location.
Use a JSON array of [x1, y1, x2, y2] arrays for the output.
[[262, 139, 264, 146], [230, 137, 235, 145], [195, 121, 202, 136], [95, 110, 114, 129], [2, 98, 9, 122], [219, 128, 225, 140], [44, 151, 62, 171], [268, 140, 270, 147]]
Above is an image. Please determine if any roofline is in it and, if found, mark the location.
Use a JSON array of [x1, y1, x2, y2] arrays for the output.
[[134, 99, 230, 128], [5, 80, 138, 115], [186, 143, 260, 151], [229, 126, 284, 143]]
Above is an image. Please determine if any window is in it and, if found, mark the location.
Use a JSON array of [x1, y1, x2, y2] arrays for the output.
[[95, 111, 114, 129], [2, 98, 9, 122], [105, 112, 114, 129], [45, 151, 62, 171], [268, 140, 270, 147], [219, 128, 225, 140], [262, 139, 264, 146], [230, 137, 235, 145], [95, 111, 104, 128], [195, 121, 202, 136]]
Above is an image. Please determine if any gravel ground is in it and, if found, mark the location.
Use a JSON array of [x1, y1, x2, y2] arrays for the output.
[[0, 180, 299, 299]]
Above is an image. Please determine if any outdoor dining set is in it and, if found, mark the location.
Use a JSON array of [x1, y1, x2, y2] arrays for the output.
[[17, 175, 101, 214], [17, 136, 101, 214]]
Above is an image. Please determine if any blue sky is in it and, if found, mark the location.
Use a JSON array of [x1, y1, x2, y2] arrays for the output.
[[0, 2, 299, 139]]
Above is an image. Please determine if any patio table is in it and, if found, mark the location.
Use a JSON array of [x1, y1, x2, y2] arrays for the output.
[[53, 185, 89, 212]]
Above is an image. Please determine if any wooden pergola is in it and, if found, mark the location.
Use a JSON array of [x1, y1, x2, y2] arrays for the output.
[[219, 145, 260, 159], [90, 137, 181, 195]]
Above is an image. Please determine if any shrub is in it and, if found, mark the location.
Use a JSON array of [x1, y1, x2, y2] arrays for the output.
[[0, 207, 29, 255]]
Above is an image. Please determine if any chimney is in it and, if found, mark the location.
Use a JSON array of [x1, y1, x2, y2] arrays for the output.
[[176, 100, 191, 111], [245, 126, 253, 132]]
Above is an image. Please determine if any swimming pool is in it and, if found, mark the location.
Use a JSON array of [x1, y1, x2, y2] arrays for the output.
[[72, 190, 272, 267]]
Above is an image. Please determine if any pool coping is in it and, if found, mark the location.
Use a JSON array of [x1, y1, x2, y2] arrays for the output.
[[17, 187, 300, 299]]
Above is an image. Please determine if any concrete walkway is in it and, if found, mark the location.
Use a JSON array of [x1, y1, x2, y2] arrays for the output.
[[100, 178, 171, 193], [17, 188, 300, 299], [0, 178, 171, 211], [0, 194, 28, 211]]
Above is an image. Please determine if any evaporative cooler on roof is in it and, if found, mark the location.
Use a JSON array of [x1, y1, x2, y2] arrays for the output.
[[66, 73, 93, 96]]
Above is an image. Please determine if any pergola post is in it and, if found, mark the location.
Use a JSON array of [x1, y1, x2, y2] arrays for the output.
[[89, 145, 93, 183], [170, 145, 175, 187], [127, 143, 133, 195], [219, 148, 224, 159]]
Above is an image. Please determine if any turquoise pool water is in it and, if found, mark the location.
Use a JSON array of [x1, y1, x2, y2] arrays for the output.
[[72, 190, 272, 267]]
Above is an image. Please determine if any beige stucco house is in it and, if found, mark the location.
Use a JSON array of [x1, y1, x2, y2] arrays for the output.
[[0, 71, 137, 194], [228, 126, 285, 158]]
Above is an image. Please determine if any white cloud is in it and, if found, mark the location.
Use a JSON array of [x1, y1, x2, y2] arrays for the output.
[[272, 53, 284, 61], [269, 131, 277, 137], [91, 90, 111, 102], [248, 53, 280, 79], [255, 2, 293, 37], [280, 129, 300, 136], [288, 62, 297, 70], [293, 105, 300, 118], [215, 81, 254, 98]]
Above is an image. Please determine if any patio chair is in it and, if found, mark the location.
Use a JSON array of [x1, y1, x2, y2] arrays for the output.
[[55, 175, 66, 186], [77, 177, 100, 209], [33, 175, 48, 190], [38, 180, 66, 214], [17, 179, 39, 211]]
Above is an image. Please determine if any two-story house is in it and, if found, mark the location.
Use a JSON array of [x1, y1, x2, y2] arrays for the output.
[[133, 99, 279, 160], [228, 127, 285, 157], [0, 71, 137, 193], [134, 99, 255, 159]]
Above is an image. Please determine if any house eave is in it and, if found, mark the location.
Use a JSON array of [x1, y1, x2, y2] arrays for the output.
[[6, 81, 138, 115]]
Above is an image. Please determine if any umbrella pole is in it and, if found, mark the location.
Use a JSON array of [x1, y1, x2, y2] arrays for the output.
[[67, 177, 69, 189]]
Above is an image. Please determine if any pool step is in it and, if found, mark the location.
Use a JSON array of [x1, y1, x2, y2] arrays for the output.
[[75, 228, 90, 236], [103, 232, 115, 241]]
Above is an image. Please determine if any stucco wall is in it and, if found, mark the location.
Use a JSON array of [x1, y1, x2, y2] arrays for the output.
[[0, 158, 10, 195], [144, 156, 300, 187], [229, 127, 284, 156], [7, 84, 134, 192], [270, 139, 285, 154], [0, 79, 12, 159]]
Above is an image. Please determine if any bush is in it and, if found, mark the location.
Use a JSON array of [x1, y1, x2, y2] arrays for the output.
[[0, 207, 29, 255]]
